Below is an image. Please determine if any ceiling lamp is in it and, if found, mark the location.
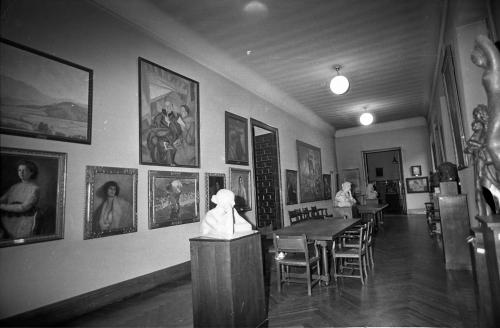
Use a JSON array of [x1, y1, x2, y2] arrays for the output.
[[360, 112, 374, 126], [330, 65, 350, 95]]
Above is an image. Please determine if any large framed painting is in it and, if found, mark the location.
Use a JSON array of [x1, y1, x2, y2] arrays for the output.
[[84, 166, 137, 239], [225, 111, 249, 165], [285, 169, 298, 205], [138, 57, 200, 168], [441, 45, 468, 169], [0, 38, 93, 144], [229, 168, 252, 211], [296, 140, 323, 203], [205, 173, 226, 211], [0, 147, 66, 247], [148, 171, 199, 229], [406, 177, 429, 193], [323, 173, 332, 200]]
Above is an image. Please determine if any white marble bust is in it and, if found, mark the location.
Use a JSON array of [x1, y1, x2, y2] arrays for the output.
[[335, 181, 357, 207], [366, 183, 378, 200]]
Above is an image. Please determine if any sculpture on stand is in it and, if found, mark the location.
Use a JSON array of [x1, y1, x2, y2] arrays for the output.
[[366, 183, 378, 200], [466, 35, 500, 215], [335, 181, 357, 207], [200, 189, 253, 238]]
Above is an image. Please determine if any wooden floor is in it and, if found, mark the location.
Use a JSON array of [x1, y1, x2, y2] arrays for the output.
[[62, 214, 479, 327]]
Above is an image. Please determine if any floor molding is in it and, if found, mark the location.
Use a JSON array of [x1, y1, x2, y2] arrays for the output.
[[0, 261, 191, 326]]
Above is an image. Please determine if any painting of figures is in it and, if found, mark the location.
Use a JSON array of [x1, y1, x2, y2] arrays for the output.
[[296, 140, 323, 203], [149, 171, 199, 228], [0, 38, 93, 144], [139, 58, 200, 168]]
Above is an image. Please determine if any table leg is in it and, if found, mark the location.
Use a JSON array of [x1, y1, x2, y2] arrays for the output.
[[315, 241, 330, 285]]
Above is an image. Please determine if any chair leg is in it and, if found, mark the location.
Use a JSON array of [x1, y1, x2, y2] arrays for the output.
[[359, 257, 365, 284], [306, 265, 312, 296], [369, 246, 374, 268], [276, 262, 282, 292]]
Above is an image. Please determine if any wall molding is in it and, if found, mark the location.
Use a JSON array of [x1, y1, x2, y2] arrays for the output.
[[0, 261, 191, 326], [335, 117, 427, 138]]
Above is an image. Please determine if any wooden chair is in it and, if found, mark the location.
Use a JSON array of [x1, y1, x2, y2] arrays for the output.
[[332, 223, 368, 284], [301, 208, 311, 221], [288, 209, 302, 225], [273, 233, 321, 296], [310, 206, 324, 220], [425, 202, 441, 235]]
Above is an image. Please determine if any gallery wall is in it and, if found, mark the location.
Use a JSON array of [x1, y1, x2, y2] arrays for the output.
[[0, 0, 336, 318]]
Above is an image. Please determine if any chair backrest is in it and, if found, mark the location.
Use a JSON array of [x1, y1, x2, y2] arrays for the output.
[[273, 233, 311, 260], [289, 210, 301, 225], [301, 208, 310, 220]]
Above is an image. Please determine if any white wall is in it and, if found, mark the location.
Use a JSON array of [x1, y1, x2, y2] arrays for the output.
[[0, 0, 336, 318], [335, 119, 431, 212]]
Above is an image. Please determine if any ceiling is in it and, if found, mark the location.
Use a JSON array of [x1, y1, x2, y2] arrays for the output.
[[99, 0, 446, 130]]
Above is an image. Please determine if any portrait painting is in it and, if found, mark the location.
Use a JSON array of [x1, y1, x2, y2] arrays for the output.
[[296, 140, 323, 203], [149, 171, 199, 229], [285, 169, 298, 205], [84, 166, 137, 239], [139, 57, 200, 168], [229, 168, 252, 211], [0, 147, 66, 247], [205, 173, 226, 211], [323, 174, 332, 200], [0, 38, 93, 144], [406, 177, 429, 193], [411, 165, 422, 177], [225, 111, 249, 165]]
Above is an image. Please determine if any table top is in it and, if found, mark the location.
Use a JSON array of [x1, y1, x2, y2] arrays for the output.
[[356, 203, 389, 213], [269, 218, 360, 241]]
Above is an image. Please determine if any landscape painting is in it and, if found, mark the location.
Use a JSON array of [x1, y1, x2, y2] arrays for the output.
[[0, 38, 93, 144]]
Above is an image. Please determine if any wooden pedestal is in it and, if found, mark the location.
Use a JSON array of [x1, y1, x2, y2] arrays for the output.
[[475, 215, 500, 327], [190, 232, 267, 328], [438, 195, 471, 270]]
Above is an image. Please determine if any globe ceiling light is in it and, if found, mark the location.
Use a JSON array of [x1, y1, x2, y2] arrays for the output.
[[329, 65, 350, 95], [360, 112, 374, 126]]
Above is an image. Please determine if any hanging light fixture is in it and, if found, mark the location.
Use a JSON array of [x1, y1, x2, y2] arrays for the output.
[[360, 112, 374, 126], [329, 65, 350, 95], [392, 153, 399, 164]]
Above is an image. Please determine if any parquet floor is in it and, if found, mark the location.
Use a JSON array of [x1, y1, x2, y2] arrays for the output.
[[63, 214, 479, 327]]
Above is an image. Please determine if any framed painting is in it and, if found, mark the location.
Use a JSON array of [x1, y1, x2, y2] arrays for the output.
[[205, 173, 226, 211], [225, 111, 249, 165], [229, 168, 252, 211], [138, 57, 200, 168], [323, 173, 332, 200], [285, 169, 298, 205], [441, 45, 468, 169], [340, 168, 360, 195], [411, 165, 422, 177], [0, 147, 66, 247], [296, 140, 323, 203], [84, 166, 137, 239], [0, 38, 93, 144], [148, 171, 199, 229], [406, 177, 429, 193]]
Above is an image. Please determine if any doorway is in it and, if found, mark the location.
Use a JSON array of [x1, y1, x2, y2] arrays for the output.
[[363, 148, 406, 214], [250, 118, 283, 232]]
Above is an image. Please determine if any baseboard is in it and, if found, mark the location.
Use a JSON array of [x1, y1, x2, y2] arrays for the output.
[[0, 261, 191, 327]]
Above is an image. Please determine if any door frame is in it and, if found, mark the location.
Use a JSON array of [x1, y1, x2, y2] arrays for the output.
[[250, 118, 283, 231]]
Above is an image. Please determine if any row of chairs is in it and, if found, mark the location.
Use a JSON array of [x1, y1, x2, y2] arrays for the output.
[[288, 206, 332, 225], [273, 216, 376, 295]]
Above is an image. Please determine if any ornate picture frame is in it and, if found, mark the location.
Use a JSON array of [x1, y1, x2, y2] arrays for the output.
[[138, 57, 200, 168], [441, 45, 468, 169], [296, 140, 323, 203], [0, 147, 66, 247], [0, 38, 93, 144], [229, 167, 252, 211], [406, 177, 429, 193], [285, 169, 298, 205], [225, 111, 249, 165], [411, 165, 422, 177], [148, 170, 199, 229], [84, 166, 138, 239], [205, 173, 226, 212]]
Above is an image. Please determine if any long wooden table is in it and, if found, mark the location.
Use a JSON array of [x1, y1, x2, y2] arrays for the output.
[[268, 218, 360, 285], [356, 203, 389, 229]]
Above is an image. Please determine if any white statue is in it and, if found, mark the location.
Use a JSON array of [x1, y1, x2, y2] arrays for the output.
[[335, 181, 357, 207], [200, 189, 253, 238], [366, 183, 378, 200]]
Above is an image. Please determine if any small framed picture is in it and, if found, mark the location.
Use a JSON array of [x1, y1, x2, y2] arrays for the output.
[[229, 168, 252, 211], [1, 147, 66, 247], [148, 171, 199, 229], [323, 173, 332, 200], [376, 167, 384, 177], [84, 166, 138, 239], [205, 173, 226, 211], [225, 111, 249, 165], [411, 165, 422, 176], [285, 169, 298, 205], [406, 177, 429, 193]]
